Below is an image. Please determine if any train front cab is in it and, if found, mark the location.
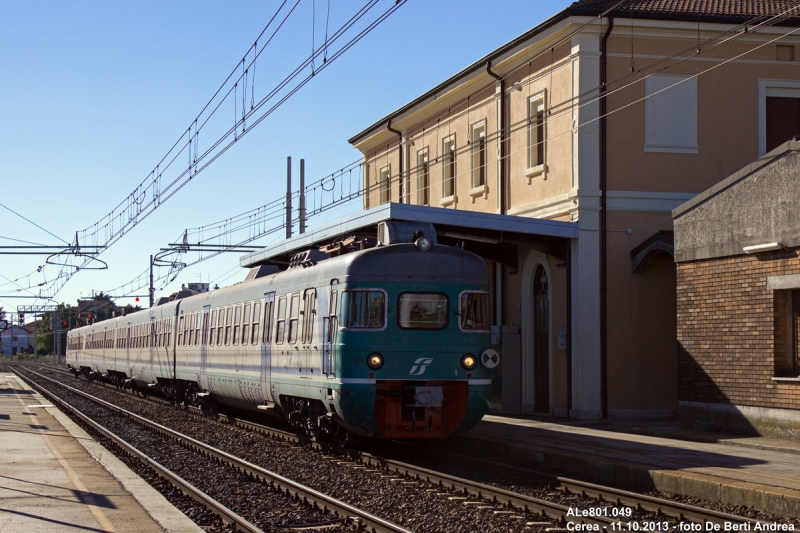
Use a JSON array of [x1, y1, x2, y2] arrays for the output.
[[331, 280, 495, 439]]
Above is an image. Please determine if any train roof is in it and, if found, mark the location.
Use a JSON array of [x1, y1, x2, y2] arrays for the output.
[[67, 242, 487, 335]]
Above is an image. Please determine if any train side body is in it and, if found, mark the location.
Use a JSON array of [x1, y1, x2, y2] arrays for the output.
[[67, 243, 494, 438]]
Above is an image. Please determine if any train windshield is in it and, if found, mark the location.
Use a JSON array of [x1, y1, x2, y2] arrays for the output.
[[341, 290, 385, 329], [397, 293, 448, 330], [459, 291, 490, 331]]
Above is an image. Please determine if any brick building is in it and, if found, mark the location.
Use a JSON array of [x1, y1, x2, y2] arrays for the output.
[[674, 140, 800, 438]]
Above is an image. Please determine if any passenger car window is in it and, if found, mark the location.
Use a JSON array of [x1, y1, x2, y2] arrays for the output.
[[398, 293, 448, 330], [341, 290, 386, 329], [275, 297, 287, 344], [251, 301, 261, 344], [288, 294, 300, 344], [242, 303, 251, 346], [224, 307, 232, 345], [233, 306, 242, 345]]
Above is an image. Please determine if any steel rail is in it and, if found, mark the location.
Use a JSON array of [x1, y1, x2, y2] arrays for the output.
[[23, 364, 765, 529], [361, 453, 610, 528], [9, 367, 263, 533], [410, 448, 765, 528], [14, 366, 414, 533]]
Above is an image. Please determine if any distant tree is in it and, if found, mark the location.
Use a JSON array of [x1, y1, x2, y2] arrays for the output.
[[35, 312, 53, 355], [0, 306, 6, 323]]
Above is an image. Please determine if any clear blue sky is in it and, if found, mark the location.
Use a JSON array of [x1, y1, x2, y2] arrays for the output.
[[0, 0, 573, 318]]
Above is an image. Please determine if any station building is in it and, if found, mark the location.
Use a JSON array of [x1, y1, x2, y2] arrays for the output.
[[1, 325, 33, 356], [674, 140, 800, 439], [246, 1, 800, 420]]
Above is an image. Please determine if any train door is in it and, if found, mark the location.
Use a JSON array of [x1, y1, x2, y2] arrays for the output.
[[199, 306, 209, 389], [322, 287, 337, 378], [314, 288, 327, 376], [260, 292, 275, 402], [300, 288, 317, 378], [101, 328, 108, 373]]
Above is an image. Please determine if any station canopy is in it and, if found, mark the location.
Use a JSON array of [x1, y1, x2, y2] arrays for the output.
[[239, 202, 578, 270]]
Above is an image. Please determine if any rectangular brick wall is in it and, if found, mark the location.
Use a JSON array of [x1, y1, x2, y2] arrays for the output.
[[677, 250, 800, 410]]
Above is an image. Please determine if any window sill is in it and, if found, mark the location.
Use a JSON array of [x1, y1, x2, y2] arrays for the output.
[[440, 195, 457, 207], [468, 184, 488, 203], [771, 377, 800, 382], [643, 144, 699, 154], [525, 164, 547, 184]]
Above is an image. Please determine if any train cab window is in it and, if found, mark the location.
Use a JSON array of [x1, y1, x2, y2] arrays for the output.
[[242, 303, 251, 346], [398, 293, 448, 330], [276, 296, 287, 344], [233, 305, 242, 345], [459, 291, 490, 331], [224, 307, 233, 345], [209, 310, 217, 345], [252, 301, 261, 344], [288, 294, 300, 344], [341, 290, 386, 329]]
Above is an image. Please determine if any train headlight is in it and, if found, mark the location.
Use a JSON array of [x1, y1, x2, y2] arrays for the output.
[[367, 352, 384, 370], [415, 236, 432, 251], [481, 349, 499, 369], [460, 353, 477, 370]]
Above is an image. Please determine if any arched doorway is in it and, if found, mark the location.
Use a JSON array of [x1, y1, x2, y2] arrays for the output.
[[533, 265, 550, 413]]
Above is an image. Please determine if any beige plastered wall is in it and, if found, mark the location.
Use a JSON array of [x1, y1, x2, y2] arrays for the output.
[[605, 210, 677, 414], [355, 19, 800, 417], [502, 242, 570, 414], [605, 34, 800, 192], [600, 32, 800, 412]]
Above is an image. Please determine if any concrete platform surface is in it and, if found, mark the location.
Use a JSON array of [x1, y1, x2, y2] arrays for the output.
[[0, 373, 203, 533], [445, 414, 800, 518]]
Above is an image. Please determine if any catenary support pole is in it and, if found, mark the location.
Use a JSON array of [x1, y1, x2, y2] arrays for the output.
[[149, 255, 154, 308], [300, 159, 306, 234], [286, 156, 292, 239]]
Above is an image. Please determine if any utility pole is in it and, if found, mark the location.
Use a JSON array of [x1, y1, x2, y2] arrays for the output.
[[286, 156, 292, 239], [149, 255, 154, 308], [53, 308, 61, 364], [300, 158, 306, 234]]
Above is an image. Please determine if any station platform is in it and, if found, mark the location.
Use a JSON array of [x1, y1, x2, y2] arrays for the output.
[[0, 372, 202, 533], [440, 414, 800, 519]]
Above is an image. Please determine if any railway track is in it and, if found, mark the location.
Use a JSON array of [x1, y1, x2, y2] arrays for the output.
[[10, 366, 412, 533], [16, 364, 770, 531]]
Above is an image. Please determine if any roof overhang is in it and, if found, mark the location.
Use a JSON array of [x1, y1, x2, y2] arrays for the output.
[[239, 202, 578, 269]]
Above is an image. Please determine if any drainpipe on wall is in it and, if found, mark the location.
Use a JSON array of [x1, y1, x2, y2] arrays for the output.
[[486, 60, 505, 215], [600, 17, 614, 419], [486, 60, 506, 327], [387, 120, 403, 203]]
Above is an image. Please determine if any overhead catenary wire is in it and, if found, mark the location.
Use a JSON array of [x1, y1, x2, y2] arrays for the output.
[[0, 203, 69, 245], [20, 2, 800, 304], [22, 0, 406, 301]]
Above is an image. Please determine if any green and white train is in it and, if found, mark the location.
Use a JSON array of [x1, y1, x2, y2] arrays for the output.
[[67, 232, 498, 440]]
